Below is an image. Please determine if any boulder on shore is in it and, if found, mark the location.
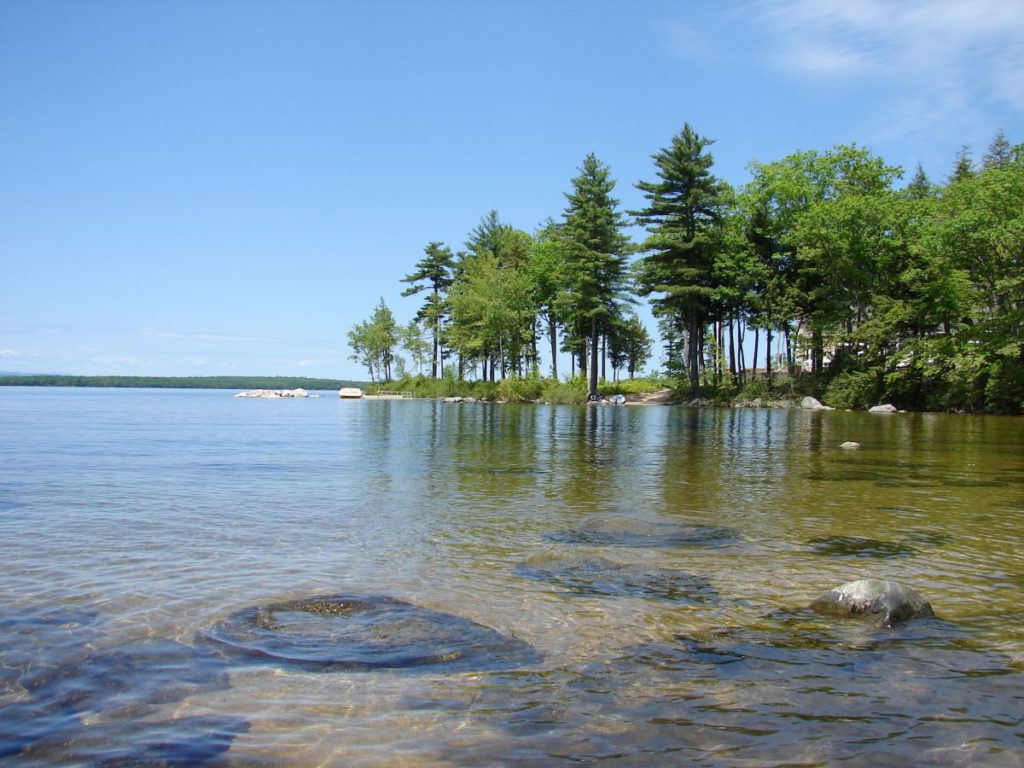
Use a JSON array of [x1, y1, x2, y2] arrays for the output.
[[801, 396, 833, 411], [869, 403, 898, 413], [809, 578, 934, 626]]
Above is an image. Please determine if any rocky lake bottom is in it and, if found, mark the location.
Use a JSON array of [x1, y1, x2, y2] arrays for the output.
[[1, 388, 1022, 766]]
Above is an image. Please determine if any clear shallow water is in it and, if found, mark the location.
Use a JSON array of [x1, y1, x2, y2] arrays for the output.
[[1, 387, 1022, 766]]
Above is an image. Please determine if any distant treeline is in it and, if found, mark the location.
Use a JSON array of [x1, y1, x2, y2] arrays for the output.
[[0, 375, 368, 391]]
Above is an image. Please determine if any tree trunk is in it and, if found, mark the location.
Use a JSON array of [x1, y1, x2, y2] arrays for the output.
[[728, 316, 736, 380], [600, 333, 606, 384], [687, 306, 700, 396], [766, 327, 773, 385], [548, 315, 558, 379], [752, 327, 759, 384], [588, 317, 599, 400], [737, 318, 745, 383]]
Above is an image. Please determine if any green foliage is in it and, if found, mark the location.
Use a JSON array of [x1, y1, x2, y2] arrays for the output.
[[348, 298, 400, 383], [633, 123, 730, 394], [443, 211, 540, 380], [540, 376, 588, 404], [495, 372, 545, 403], [600, 376, 672, 396], [561, 154, 632, 398], [607, 312, 653, 380], [733, 376, 770, 402], [822, 370, 881, 410], [984, 356, 1024, 414], [385, 129, 1023, 414], [401, 241, 455, 379]]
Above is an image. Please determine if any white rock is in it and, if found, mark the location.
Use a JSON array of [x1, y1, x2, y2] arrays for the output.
[[869, 403, 898, 413], [235, 388, 308, 399], [801, 396, 833, 410], [839, 441, 861, 450]]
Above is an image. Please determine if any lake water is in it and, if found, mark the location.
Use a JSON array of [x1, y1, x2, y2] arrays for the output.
[[1, 387, 1022, 766]]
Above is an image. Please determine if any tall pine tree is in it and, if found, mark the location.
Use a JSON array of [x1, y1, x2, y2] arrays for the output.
[[401, 241, 454, 378], [632, 123, 728, 395], [561, 154, 632, 399]]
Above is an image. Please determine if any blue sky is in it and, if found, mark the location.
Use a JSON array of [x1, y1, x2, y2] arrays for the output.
[[2, 0, 1022, 380]]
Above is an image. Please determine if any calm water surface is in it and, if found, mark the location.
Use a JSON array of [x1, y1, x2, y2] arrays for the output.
[[1, 387, 1022, 766]]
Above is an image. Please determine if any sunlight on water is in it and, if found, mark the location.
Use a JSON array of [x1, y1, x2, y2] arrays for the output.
[[1, 388, 1022, 766]]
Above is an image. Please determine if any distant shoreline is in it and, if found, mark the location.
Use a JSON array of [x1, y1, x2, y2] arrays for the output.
[[0, 375, 368, 390]]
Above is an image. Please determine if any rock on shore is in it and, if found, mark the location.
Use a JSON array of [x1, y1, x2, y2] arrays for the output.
[[234, 388, 308, 399], [800, 396, 834, 410]]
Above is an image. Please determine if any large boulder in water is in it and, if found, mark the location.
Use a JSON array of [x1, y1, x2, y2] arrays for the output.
[[203, 594, 537, 672], [810, 579, 934, 626]]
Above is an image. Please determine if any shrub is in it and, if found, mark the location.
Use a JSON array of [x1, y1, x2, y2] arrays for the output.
[[495, 374, 544, 403], [822, 370, 879, 409], [540, 377, 588, 404]]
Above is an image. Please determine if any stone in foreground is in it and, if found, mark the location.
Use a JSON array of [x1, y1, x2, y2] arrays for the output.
[[204, 594, 537, 672], [810, 579, 934, 626]]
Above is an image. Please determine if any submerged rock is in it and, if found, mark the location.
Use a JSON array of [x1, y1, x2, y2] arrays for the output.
[[807, 536, 918, 558], [204, 594, 537, 672], [548, 517, 737, 548], [809, 579, 935, 626], [515, 555, 718, 603], [15, 714, 249, 767], [32, 639, 230, 716]]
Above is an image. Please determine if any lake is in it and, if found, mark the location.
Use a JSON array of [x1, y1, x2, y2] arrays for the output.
[[1, 387, 1022, 766]]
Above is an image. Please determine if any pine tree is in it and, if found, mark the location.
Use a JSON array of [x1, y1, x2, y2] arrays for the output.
[[950, 145, 974, 182], [982, 129, 1014, 170], [401, 242, 454, 378], [905, 163, 933, 199], [632, 123, 728, 395], [561, 154, 632, 399]]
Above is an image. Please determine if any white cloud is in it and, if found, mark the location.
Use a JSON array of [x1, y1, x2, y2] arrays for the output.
[[0, 349, 17, 356], [743, 0, 1024, 142]]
